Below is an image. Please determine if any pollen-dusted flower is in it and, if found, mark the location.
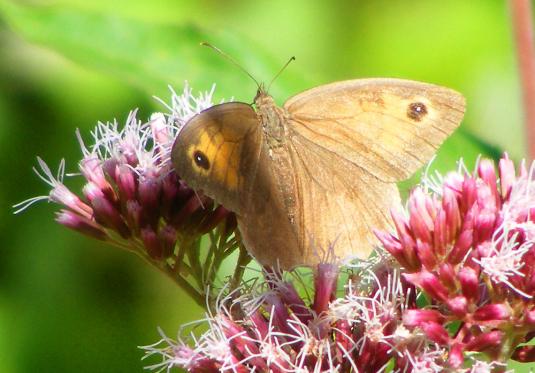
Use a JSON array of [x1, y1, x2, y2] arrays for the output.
[[142, 256, 438, 372], [14, 84, 248, 307], [376, 154, 535, 368]]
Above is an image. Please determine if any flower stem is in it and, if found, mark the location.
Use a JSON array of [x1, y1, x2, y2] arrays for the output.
[[510, 0, 535, 159], [135, 249, 207, 308], [163, 263, 206, 308], [229, 244, 252, 292]]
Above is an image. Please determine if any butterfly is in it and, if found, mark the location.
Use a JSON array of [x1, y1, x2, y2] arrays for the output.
[[171, 78, 465, 269]]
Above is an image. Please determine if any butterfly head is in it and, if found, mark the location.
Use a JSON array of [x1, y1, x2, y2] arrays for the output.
[[253, 84, 275, 107]]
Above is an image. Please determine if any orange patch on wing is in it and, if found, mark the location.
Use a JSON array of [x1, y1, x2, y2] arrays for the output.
[[188, 130, 241, 190]]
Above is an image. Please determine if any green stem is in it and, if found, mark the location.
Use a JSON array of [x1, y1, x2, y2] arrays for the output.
[[201, 231, 219, 283], [163, 264, 206, 308], [186, 239, 204, 290], [132, 249, 206, 309], [173, 238, 189, 275], [229, 244, 252, 292]]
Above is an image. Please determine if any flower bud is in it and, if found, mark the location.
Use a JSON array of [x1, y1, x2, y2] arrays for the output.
[[161, 172, 181, 213], [524, 308, 535, 325], [461, 177, 478, 213], [141, 227, 162, 259], [278, 281, 313, 324], [116, 164, 137, 201], [458, 267, 479, 301], [391, 210, 420, 270], [102, 158, 119, 182], [443, 187, 461, 241], [249, 311, 269, 340], [499, 153, 515, 199], [56, 210, 106, 240], [91, 196, 130, 238], [421, 322, 450, 345], [448, 229, 473, 265], [313, 263, 339, 315], [465, 330, 503, 352], [264, 293, 292, 336], [448, 343, 464, 368], [158, 224, 177, 258], [375, 229, 408, 267], [403, 309, 444, 327], [138, 177, 162, 225], [83, 182, 105, 202], [478, 159, 499, 206], [446, 296, 468, 317], [403, 271, 449, 302], [125, 200, 142, 233], [512, 345, 535, 362], [416, 240, 437, 270], [473, 304, 511, 322], [438, 263, 456, 290]]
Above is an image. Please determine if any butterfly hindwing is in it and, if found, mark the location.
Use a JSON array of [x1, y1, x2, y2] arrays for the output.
[[285, 130, 401, 264]]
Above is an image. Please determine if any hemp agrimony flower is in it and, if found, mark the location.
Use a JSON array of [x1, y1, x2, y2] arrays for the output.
[[376, 154, 535, 369], [15, 84, 250, 308]]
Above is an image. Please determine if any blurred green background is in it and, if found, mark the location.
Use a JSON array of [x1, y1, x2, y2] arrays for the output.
[[0, 0, 532, 371]]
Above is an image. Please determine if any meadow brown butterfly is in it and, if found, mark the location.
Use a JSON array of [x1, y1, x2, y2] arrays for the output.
[[171, 73, 465, 269]]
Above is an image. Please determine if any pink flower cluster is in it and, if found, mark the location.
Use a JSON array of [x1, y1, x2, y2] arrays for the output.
[[143, 262, 409, 372], [144, 154, 535, 372], [15, 85, 241, 306], [376, 154, 535, 368], [144, 260, 505, 372]]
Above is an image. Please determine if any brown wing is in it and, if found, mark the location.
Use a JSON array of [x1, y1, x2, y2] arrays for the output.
[[280, 78, 465, 264], [286, 130, 401, 264], [171, 102, 262, 213], [284, 78, 466, 183]]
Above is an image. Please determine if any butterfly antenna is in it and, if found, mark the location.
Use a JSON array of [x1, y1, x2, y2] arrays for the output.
[[267, 56, 295, 92], [201, 42, 260, 89]]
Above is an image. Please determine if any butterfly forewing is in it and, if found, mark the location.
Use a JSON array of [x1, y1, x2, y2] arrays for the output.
[[284, 78, 466, 183], [171, 102, 262, 214]]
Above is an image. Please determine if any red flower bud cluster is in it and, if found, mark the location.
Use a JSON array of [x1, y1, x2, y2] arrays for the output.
[[377, 154, 535, 368]]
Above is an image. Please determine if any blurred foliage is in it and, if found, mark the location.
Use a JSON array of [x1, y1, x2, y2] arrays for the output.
[[0, 0, 532, 371]]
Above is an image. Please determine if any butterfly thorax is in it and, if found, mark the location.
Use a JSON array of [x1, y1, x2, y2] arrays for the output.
[[253, 89, 298, 230], [254, 90, 289, 149]]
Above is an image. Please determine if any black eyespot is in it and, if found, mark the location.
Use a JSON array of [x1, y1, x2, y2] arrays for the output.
[[193, 150, 210, 170], [407, 102, 428, 121]]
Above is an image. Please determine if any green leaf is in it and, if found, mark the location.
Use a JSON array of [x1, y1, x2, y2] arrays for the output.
[[0, 1, 307, 101]]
